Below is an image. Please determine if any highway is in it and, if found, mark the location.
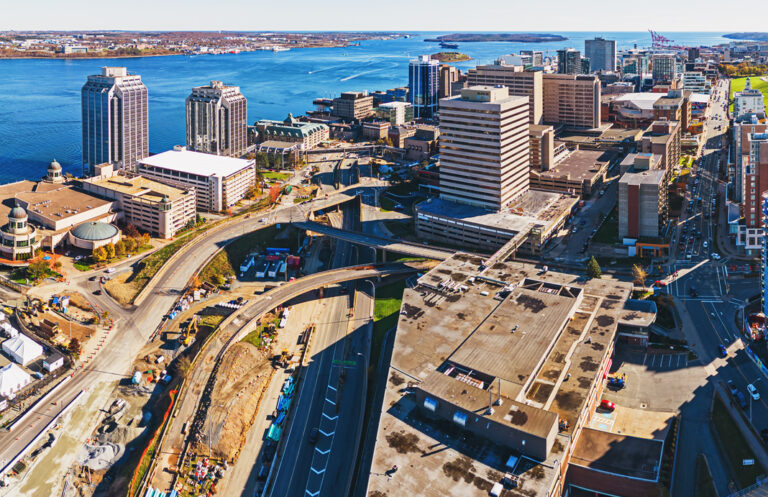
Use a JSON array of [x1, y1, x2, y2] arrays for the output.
[[0, 169, 415, 495]]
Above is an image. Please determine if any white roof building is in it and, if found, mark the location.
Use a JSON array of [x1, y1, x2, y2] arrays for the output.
[[0, 363, 32, 398], [2, 334, 44, 366]]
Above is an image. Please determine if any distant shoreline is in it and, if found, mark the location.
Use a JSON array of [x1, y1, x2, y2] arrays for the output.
[[425, 33, 568, 43], [723, 32, 768, 42]]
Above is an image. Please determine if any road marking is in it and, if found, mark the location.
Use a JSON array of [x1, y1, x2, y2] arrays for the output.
[[322, 413, 338, 421], [325, 397, 336, 406], [306, 490, 321, 497], [319, 428, 334, 437], [315, 447, 330, 455], [310, 466, 326, 475], [327, 385, 337, 392], [642, 354, 647, 366]]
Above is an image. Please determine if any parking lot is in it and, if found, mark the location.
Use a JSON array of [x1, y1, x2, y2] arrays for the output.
[[603, 346, 705, 412]]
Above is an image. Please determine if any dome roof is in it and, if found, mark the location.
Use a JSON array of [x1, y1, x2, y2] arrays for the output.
[[48, 159, 62, 171], [9, 206, 27, 219], [71, 222, 119, 241]]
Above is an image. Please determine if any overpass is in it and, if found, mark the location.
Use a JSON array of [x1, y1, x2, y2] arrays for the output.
[[146, 261, 425, 493], [293, 220, 455, 260]]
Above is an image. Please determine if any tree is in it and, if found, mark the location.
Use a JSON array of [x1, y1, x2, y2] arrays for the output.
[[124, 223, 140, 238], [141, 233, 151, 247], [104, 243, 116, 260], [92, 246, 107, 262], [26, 260, 49, 281], [214, 274, 226, 286], [176, 355, 192, 376], [586, 256, 602, 279], [123, 237, 137, 253], [632, 264, 648, 290], [114, 239, 126, 256], [68, 338, 81, 358]]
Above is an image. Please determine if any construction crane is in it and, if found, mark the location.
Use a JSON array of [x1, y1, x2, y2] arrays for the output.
[[648, 29, 674, 49]]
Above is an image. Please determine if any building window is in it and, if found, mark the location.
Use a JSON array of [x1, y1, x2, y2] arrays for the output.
[[424, 398, 438, 412], [452, 411, 467, 427]]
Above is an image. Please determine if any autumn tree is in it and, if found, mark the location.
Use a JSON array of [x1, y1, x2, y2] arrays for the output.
[[124, 223, 141, 238], [632, 264, 648, 290], [114, 239, 126, 256], [26, 260, 50, 281], [92, 246, 107, 262], [68, 338, 82, 358], [104, 243, 116, 260]]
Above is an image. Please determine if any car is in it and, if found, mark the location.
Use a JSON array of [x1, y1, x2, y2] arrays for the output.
[[308, 427, 319, 444], [572, 227, 578, 234], [93, 289, 102, 296], [711, 252, 721, 260], [105, 268, 115, 273], [600, 399, 616, 411], [89, 276, 97, 281], [718, 344, 727, 357], [689, 286, 698, 297], [580, 220, 587, 226], [736, 391, 749, 410], [748, 383, 760, 401], [703, 241, 708, 248]]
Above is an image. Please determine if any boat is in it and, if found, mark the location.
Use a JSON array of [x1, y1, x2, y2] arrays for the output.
[[440, 42, 459, 49], [272, 46, 290, 52]]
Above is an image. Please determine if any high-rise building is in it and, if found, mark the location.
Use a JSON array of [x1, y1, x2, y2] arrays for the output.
[[185, 80, 248, 157], [584, 38, 617, 73], [466, 58, 543, 124], [438, 86, 530, 210], [81, 67, 148, 176], [332, 91, 374, 121], [618, 169, 668, 239], [438, 64, 460, 99], [652, 54, 677, 83], [520, 50, 544, 67], [542, 74, 601, 128], [688, 47, 700, 61], [409, 55, 440, 119], [557, 48, 582, 74]]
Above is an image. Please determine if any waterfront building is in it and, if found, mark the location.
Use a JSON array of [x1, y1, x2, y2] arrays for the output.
[[137, 147, 255, 212], [466, 58, 543, 124], [409, 55, 440, 119], [438, 86, 530, 210], [439, 64, 460, 99], [81, 67, 148, 176], [186, 80, 248, 157], [332, 91, 374, 121], [255, 114, 329, 151], [584, 37, 616, 73], [542, 74, 601, 129], [375, 101, 413, 126], [0, 205, 40, 262]]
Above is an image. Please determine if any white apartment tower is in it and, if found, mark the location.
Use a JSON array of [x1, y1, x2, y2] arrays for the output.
[[186, 81, 248, 157], [438, 86, 530, 210], [81, 67, 148, 176]]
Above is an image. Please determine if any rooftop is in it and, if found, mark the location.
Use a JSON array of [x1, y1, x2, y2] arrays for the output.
[[619, 169, 665, 186], [570, 428, 663, 481], [418, 190, 577, 235], [138, 148, 253, 178], [534, 149, 614, 182], [83, 175, 191, 202]]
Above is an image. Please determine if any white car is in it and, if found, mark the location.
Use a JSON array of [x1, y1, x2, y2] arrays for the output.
[[702, 241, 708, 248], [105, 267, 115, 274], [711, 252, 721, 260], [748, 383, 760, 401]]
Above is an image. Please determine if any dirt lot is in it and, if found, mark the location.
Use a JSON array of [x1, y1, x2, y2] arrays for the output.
[[104, 272, 140, 306], [196, 342, 272, 461]]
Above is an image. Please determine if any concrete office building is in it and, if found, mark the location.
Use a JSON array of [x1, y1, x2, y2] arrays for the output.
[[585, 38, 617, 73], [137, 147, 255, 212], [639, 120, 681, 173], [186, 80, 248, 157], [81, 168, 196, 239], [652, 54, 677, 83], [557, 48, 582, 74], [438, 86, 530, 210], [681, 72, 710, 93], [734, 78, 766, 120], [375, 101, 413, 126], [332, 91, 374, 121], [409, 55, 440, 119], [762, 193, 768, 316], [618, 169, 668, 239], [81, 67, 148, 176], [520, 50, 544, 67], [439, 64, 460, 98], [542, 74, 601, 129], [466, 59, 543, 124]]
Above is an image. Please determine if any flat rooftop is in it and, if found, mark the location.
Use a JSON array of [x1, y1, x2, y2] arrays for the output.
[[570, 428, 663, 481], [535, 149, 614, 182], [84, 175, 191, 202], [418, 190, 578, 235], [139, 148, 253, 178], [0, 180, 111, 230], [619, 169, 665, 186]]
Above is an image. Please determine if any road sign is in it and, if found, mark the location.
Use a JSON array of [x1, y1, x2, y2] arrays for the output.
[[332, 359, 357, 367]]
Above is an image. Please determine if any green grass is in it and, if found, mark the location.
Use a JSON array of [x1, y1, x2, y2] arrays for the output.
[[371, 280, 407, 371], [711, 396, 764, 488], [73, 262, 91, 272], [241, 317, 280, 348], [379, 196, 394, 212], [729, 77, 768, 112], [695, 454, 718, 497], [263, 171, 291, 181], [131, 234, 199, 293], [592, 208, 619, 244], [199, 225, 300, 285], [199, 315, 224, 329]]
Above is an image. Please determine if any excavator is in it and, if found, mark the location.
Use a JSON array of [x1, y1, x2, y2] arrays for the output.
[[180, 316, 198, 346]]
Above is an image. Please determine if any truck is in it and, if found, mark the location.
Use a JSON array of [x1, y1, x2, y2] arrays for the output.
[[255, 261, 269, 279], [239, 255, 255, 274], [267, 262, 279, 279], [278, 261, 287, 276]]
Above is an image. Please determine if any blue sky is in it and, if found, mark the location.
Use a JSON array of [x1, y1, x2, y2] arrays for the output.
[[2, 0, 765, 31]]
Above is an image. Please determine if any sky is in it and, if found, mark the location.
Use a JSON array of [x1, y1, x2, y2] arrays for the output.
[[2, 0, 766, 32]]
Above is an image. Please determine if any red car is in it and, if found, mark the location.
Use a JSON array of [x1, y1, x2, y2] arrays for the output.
[[654, 280, 667, 287], [600, 399, 616, 411]]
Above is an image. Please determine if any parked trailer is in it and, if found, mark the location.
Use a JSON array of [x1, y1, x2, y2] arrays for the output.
[[278, 261, 287, 275], [255, 261, 269, 279], [267, 262, 279, 278]]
